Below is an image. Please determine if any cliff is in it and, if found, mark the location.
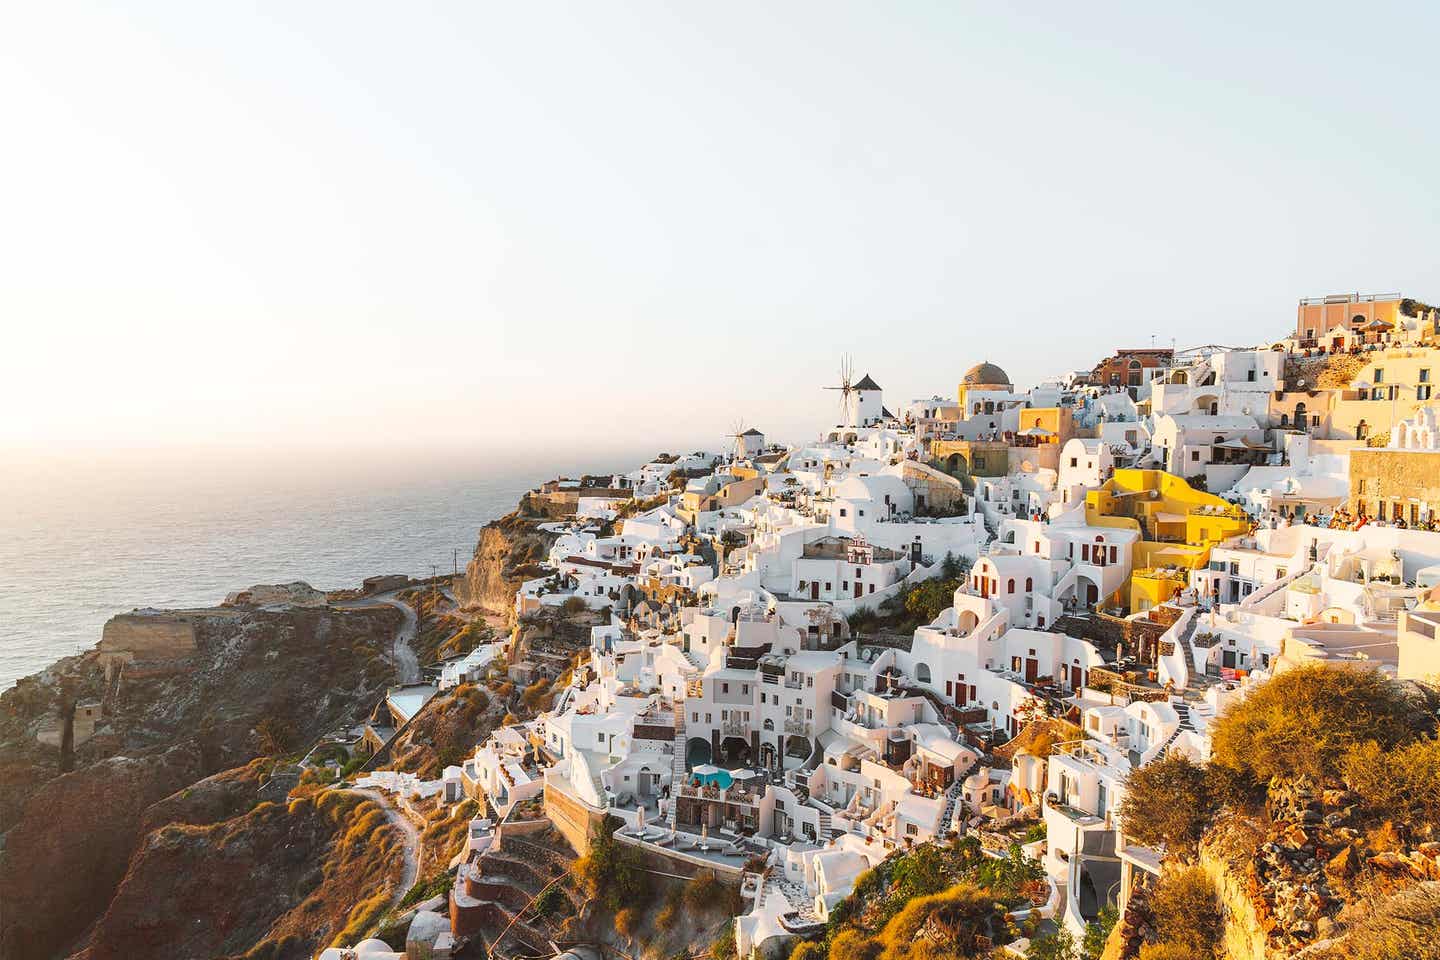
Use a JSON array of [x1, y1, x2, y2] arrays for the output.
[[0, 599, 403, 960], [455, 511, 559, 623], [73, 787, 405, 960]]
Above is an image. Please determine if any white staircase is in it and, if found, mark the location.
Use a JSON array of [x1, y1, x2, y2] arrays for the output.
[[669, 701, 687, 827]]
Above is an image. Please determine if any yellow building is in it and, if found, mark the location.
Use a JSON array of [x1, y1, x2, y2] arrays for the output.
[[1085, 469, 1252, 611], [1016, 407, 1075, 446]]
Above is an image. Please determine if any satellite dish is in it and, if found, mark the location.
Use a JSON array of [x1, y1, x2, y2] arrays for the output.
[[1296, 378, 1307, 388]]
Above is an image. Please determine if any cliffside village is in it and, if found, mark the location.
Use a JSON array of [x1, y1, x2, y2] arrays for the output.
[[325, 293, 1440, 960]]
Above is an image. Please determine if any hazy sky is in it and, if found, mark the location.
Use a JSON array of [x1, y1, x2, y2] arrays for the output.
[[4, 2, 1438, 460]]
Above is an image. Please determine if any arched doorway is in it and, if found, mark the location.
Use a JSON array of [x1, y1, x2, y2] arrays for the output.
[[685, 737, 711, 772], [719, 736, 752, 767]]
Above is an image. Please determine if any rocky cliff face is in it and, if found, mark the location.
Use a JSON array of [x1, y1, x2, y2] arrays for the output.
[[73, 787, 404, 960], [1, 744, 205, 960], [455, 512, 558, 623], [0, 600, 403, 960]]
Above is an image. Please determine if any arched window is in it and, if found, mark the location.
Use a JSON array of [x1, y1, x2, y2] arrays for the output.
[[1007, 578, 1015, 593], [1280, 414, 1289, 426], [1025, 577, 1033, 591], [915, 663, 932, 684]]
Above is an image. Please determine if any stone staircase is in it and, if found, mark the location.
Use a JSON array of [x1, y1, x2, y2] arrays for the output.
[[938, 778, 964, 837]]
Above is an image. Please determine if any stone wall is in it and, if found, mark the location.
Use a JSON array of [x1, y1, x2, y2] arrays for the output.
[[97, 613, 201, 678], [1349, 448, 1440, 520]]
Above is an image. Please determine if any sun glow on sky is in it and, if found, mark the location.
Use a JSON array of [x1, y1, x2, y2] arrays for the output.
[[3, 2, 1438, 462]]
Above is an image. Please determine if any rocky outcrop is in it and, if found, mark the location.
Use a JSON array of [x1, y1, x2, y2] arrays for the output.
[[1187, 776, 1440, 959], [0, 743, 204, 960], [0, 601, 404, 960], [222, 581, 328, 608], [456, 512, 559, 623], [73, 789, 405, 960]]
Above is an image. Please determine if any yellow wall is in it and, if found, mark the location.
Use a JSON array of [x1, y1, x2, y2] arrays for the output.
[[1085, 469, 1252, 611], [1017, 407, 1073, 444]]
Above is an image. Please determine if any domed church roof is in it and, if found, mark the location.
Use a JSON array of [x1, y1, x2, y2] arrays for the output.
[[962, 361, 1011, 387]]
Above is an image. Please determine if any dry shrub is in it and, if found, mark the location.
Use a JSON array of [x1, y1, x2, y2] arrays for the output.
[[1137, 944, 1207, 960], [615, 906, 640, 941], [1211, 664, 1415, 785], [1313, 881, 1440, 960], [790, 942, 825, 960], [1341, 737, 1440, 832], [1148, 865, 1221, 956], [874, 883, 1001, 960], [829, 929, 881, 960]]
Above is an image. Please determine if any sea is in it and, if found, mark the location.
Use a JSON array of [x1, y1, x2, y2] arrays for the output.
[[0, 448, 651, 689]]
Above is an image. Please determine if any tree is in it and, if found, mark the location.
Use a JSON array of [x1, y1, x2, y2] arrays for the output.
[[1027, 927, 1078, 960], [941, 551, 962, 580], [1118, 754, 1212, 854], [1211, 664, 1418, 784], [904, 578, 959, 624], [1082, 904, 1119, 960], [572, 816, 649, 911], [887, 843, 947, 903], [790, 942, 826, 960]]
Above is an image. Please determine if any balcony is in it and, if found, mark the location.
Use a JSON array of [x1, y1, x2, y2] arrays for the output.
[[721, 717, 749, 737], [784, 717, 811, 737]]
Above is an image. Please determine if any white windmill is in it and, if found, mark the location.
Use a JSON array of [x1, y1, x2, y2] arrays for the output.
[[724, 418, 751, 463], [824, 354, 857, 428]]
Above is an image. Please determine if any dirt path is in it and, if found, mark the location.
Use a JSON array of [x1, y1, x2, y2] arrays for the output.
[[346, 787, 421, 904], [337, 591, 420, 683]]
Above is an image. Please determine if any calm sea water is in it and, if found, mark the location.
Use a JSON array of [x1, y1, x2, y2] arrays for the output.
[[0, 449, 646, 689]]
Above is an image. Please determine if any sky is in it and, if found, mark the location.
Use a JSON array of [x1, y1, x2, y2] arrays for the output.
[[3, 2, 1438, 463]]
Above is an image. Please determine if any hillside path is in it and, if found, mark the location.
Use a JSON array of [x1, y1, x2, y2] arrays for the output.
[[336, 590, 420, 683], [345, 787, 421, 905]]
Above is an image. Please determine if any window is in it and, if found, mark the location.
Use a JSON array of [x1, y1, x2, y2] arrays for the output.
[[1421, 385, 1433, 401], [858, 509, 865, 517], [1423, 369, 1432, 383], [1069, 457, 1078, 468], [906, 823, 918, 836], [839, 508, 847, 517], [825, 582, 832, 592], [1110, 546, 1118, 564], [1247, 369, 1256, 381], [721, 682, 729, 693], [1025, 577, 1033, 591], [855, 567, 862, 578], [1374, 368, 1385, 383], [1358, 479, 1366, 494]]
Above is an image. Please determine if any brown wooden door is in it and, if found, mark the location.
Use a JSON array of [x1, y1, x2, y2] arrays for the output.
[[1025, 659, 1038, 684], [1070, 664, 1082, 690], [810, 581, 819, 600]]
